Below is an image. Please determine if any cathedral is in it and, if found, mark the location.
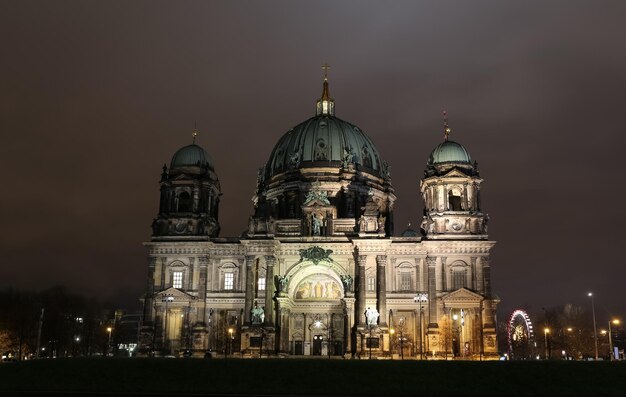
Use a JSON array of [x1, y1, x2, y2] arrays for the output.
[[139, 73, 499, 359]]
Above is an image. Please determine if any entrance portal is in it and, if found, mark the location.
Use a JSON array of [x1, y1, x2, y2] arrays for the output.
[[294, 341, 304, 355], [312, 335, 323, 355]]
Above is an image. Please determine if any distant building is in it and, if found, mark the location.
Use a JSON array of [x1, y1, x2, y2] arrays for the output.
[[139, 75, 499, 359], [114, 313, 141, 357]]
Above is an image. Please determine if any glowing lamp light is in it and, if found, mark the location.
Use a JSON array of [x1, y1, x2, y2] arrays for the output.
[[544, 328, 550, 334], [390, 328, 395, 335], [612, 319, 620, 325], [452, 314, 459, 321], [106, 327, 112, 333], [567, 327, 573, 332], [314, 320, 322, 328], [601, 330, 607, 335]]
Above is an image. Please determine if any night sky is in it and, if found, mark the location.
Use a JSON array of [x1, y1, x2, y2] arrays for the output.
[[2, 1, 625, 320]]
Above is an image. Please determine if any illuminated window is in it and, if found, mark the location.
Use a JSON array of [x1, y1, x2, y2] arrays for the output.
[[448, 191, 462, 211], [400, 273, 412, 291], [224, 273, 234, 290], [172, 271, 183, 289], [367, 277, 376, 292], [452, 269, 467, 290], [258, 277, 266, 291]]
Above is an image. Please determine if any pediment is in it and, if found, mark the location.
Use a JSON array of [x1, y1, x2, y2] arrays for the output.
[[302, 199, 332, 208], [154, 287, 196, 301], [442, 288, 483, 303], [442, 169, 469, 178], [172, 173, 193, 181]]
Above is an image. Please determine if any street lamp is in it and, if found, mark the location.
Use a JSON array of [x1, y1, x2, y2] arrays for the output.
[[369, 323, 373, 360], [588, 292, 598, 360], [608, 319, 620, 361], [227, 328, 234, 358], [544, 328, 550, 360], [414, 293, 428, 360], [106, 327, 113, 356], [389, 328, 395, 359]]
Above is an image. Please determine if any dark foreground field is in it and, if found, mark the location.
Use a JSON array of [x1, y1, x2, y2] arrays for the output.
[[0, 358, 625, 396]]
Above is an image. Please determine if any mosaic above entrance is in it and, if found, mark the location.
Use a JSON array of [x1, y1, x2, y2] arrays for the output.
[[294, 274, 343, 300]]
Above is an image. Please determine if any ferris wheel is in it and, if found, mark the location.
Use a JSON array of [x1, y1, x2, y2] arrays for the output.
[[507, 309, 536, 360]]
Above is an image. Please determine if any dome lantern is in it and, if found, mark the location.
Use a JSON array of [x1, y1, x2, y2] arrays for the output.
[[315, 63, 335, 116]]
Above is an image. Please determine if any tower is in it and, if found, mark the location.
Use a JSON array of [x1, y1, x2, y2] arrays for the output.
[[419, 113, 498, 358], [151, 131, 221, 239], [420, 113, 488, 238]]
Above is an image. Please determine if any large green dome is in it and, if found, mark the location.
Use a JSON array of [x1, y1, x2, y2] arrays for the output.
[[265, 114, 383, 178], [427, 140, 472, 165], [170, 144, 214, 172]]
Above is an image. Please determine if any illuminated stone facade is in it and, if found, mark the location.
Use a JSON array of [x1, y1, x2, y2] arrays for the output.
[[139, 78, 499, 359]]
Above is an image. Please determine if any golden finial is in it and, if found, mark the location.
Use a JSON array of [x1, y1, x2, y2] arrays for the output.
[[443, 110, 451, 141], [322, 63, 331, 80], [192, 122, 198, 144]]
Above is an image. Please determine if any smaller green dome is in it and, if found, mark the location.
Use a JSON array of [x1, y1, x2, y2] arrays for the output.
[[170, 144, 214, 171], [427, 140, 472, 165]]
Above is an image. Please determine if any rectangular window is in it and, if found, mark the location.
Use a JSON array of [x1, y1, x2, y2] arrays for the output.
[[172, 271, 183, 289], [400, 273, 412, 291], [258, 277, 266, 291], [452, 270, 467, 290], [224, 273, 234, 290], [367, 277, 376, 292]]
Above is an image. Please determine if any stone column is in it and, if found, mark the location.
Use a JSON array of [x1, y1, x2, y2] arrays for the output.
[[144, 257, 157, 323], [376, 255, 388, 327], [244, 255, 256, 324], [426, 257, 438, 325], [440, 257, 447, 292], [264, 255, 276, 327], [198, 257, 208, 323], [356, 254, 367, 326], [482, 257, 491, 298]]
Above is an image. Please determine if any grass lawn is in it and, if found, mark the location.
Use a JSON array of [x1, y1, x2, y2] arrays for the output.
[[0, 358, 625, 396]]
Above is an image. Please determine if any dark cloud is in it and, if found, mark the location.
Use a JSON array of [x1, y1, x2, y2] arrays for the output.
[[1, 1, 624, 318]]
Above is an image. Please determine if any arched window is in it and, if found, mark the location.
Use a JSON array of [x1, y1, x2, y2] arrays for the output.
[[448, 190, 462, 211], [178, 191, 192, 212]]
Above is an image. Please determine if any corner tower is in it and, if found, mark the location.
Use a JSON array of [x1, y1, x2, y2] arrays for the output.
[[420, 113, 487, 239], [151, 130, 221, 239]]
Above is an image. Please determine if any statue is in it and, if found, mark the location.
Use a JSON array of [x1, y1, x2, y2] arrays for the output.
[[256, 167, 265, 194], [382, 160, 391, 180], [377, 215, 386, 233], [358, 215, 366, 232], [340, 275, 353, 293], [312, 213, 322, 236], [248, 216, 255, 234], [251, 306, 265, 325], [289, 150, 301, 168], [341, 148, 353, 169], [277, 275, 289, 293], [365, 307, 379, 326], [266, 216, 275, 234]]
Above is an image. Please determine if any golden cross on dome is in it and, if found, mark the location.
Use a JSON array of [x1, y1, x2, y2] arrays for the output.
[[322, 63, 331, 80], [192, 122, 198, 144], [443, 110, 452, 141]]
